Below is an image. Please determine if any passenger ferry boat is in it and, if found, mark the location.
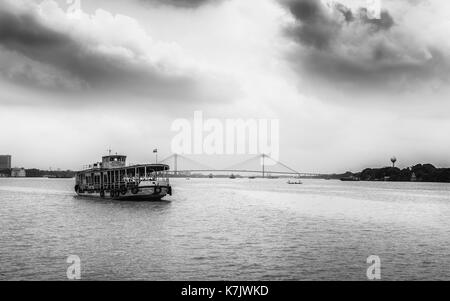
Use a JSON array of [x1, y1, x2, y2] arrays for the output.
[[74, 154, 172, 201]]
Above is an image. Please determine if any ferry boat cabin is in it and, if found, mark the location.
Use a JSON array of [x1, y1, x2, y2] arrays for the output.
[[75, 155, 172, 200]]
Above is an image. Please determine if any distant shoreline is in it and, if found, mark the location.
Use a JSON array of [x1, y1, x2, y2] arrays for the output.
[[328, 163, 450, 183], [0, 168, 76, 179], [2, 163, 450, 183]]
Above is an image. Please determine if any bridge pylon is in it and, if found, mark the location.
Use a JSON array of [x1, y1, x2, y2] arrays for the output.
[[174, 153, 178, 175], [262, 153, 265, 178]]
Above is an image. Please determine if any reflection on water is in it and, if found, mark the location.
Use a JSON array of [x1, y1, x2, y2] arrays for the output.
[[0, 178, 449, 280]]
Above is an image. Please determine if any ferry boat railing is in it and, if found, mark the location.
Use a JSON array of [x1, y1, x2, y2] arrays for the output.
[[79, 168, 169, 192]]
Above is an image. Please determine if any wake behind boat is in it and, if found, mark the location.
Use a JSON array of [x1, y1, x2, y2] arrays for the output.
[[74, 154, 172, 201]]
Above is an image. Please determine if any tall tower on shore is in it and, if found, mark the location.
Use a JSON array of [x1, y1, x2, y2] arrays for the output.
[[0, 155, 11, 169], [390, 156, 397, 168]]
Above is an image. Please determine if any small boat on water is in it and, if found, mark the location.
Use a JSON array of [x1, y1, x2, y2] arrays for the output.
[[287, 178, 302, 184], [74, 154, 172, 201], [229, 174, 236, 179]]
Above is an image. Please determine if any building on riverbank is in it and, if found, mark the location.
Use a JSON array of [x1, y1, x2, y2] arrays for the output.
[[11, 168, 26, 178], [0, 155, 12, 169]]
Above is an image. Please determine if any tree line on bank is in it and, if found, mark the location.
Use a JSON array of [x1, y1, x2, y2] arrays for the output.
[[0, 168, 75, 178], [327, 164, 450, 182]]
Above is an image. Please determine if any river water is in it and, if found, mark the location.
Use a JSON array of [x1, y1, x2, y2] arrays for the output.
[[0, 178, 449, 280]]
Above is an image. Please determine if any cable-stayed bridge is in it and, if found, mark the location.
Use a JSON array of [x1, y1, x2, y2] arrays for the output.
[[159, 154, 322, 178]]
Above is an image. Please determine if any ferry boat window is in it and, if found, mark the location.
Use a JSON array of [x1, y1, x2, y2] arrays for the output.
[[138, 167, 145, 177]]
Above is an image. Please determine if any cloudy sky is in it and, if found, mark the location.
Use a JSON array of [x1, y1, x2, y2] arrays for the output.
[[0, 0, 449, 173]]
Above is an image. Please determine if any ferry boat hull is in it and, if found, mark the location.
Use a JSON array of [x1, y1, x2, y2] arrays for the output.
[[76, 185, 171, 201]]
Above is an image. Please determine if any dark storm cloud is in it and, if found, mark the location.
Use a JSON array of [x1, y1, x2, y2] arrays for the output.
[[280, 0, 449, 91], [360, 9, 394, 30], [0, 10, 68, 47], [139, 0, 224, 9], [0, 2, 232, 102], [283, 0, 340, 50]]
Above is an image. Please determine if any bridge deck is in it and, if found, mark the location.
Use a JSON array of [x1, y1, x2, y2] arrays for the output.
[[168, 170, 322, 177]]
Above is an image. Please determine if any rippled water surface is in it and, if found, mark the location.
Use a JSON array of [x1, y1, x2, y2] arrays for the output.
[[1, 178, 449, 280]]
